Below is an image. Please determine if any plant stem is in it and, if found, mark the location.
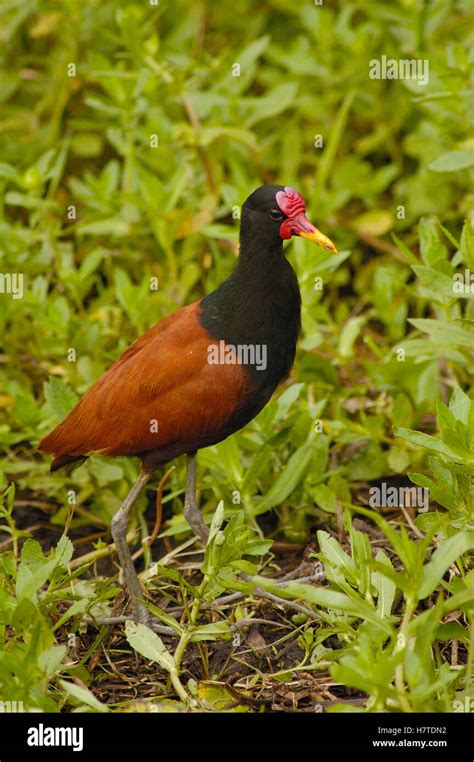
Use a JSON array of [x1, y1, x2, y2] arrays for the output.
[[395, 599, 415, 712], [173, 576, 208, 674], [168, 667, 191, 704]]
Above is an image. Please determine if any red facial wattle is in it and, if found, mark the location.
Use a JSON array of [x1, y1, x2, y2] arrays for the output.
[[275, 186, 337, 252]]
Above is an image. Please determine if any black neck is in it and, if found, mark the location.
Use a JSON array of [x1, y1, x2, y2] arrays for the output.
[[199, 228, 301, 389]]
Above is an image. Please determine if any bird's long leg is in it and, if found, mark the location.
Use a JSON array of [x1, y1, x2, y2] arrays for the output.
[[111, 472, 150, 624], [183, 453, 209, 543]]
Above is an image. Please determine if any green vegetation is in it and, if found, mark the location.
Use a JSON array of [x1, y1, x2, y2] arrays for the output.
[[0, 0, 472, 713]]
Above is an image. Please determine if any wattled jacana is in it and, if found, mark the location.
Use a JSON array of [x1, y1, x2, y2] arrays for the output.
[[40, 184, 337, 624]]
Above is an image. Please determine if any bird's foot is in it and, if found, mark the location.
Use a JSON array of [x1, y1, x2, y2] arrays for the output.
[[130, 602, 152, 627]]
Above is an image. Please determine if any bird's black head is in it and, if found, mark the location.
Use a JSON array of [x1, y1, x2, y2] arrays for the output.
[[241, 184, 337, 253]]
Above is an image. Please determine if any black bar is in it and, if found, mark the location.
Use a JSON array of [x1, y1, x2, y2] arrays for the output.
[[0, 712, 471, 756]]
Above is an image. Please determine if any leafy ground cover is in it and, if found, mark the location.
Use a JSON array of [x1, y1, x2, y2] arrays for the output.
[[0, 0, 472, 713]]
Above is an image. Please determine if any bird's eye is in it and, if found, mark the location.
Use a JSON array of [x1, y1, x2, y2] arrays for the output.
[[269, 208, 283, 220]]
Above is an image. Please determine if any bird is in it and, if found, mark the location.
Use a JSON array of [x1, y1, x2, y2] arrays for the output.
[[39, 184, 337, 625]]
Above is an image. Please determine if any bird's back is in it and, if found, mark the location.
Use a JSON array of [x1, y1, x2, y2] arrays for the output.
[[39, 301, 258, 472]]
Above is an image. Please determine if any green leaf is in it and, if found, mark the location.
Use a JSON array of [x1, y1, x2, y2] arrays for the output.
[[412, 265, 456, 300], [418, 218, 447, 266], [190, 622, 231, 641], [43, 377, 78, 420], [443, 588, 474, 613], [459, 220, 474, 269], [245, 83, 298, 128], [388, 445, 411, 473], [88, 457, 124, 484], [52, 599, 89, 631], [253, 433, 314, 514], [418, 531, 474, 599], [408, 318, 474, 349], [352, 210, 394, 237], [125, 620, 176, 672], [312, 484, 338, 514], [208, 500, 225, 542], [449, 387, 472, 424], [338, 315, 367, 358], [217, 35, 269, 94], [54, 535, 74, 567], [114, 267, 134, 314], [428, 150, 474, 173], [59, 679, 109, 712], [76, 218, 131, 236], [212, 437, 243, 486], [392, 233, 419, 266], [317, 530, 357, 582], [394, 427, 472, 463], [142, 602, 184, 634], [251, 576, 392, 634], [78, 248, 105, 280], [38, 645, 67, 674], [16, 537, 72, 602], [201, 224, 238, 240], [372, 551, 396, 618], [317, 90, 355, 189]]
